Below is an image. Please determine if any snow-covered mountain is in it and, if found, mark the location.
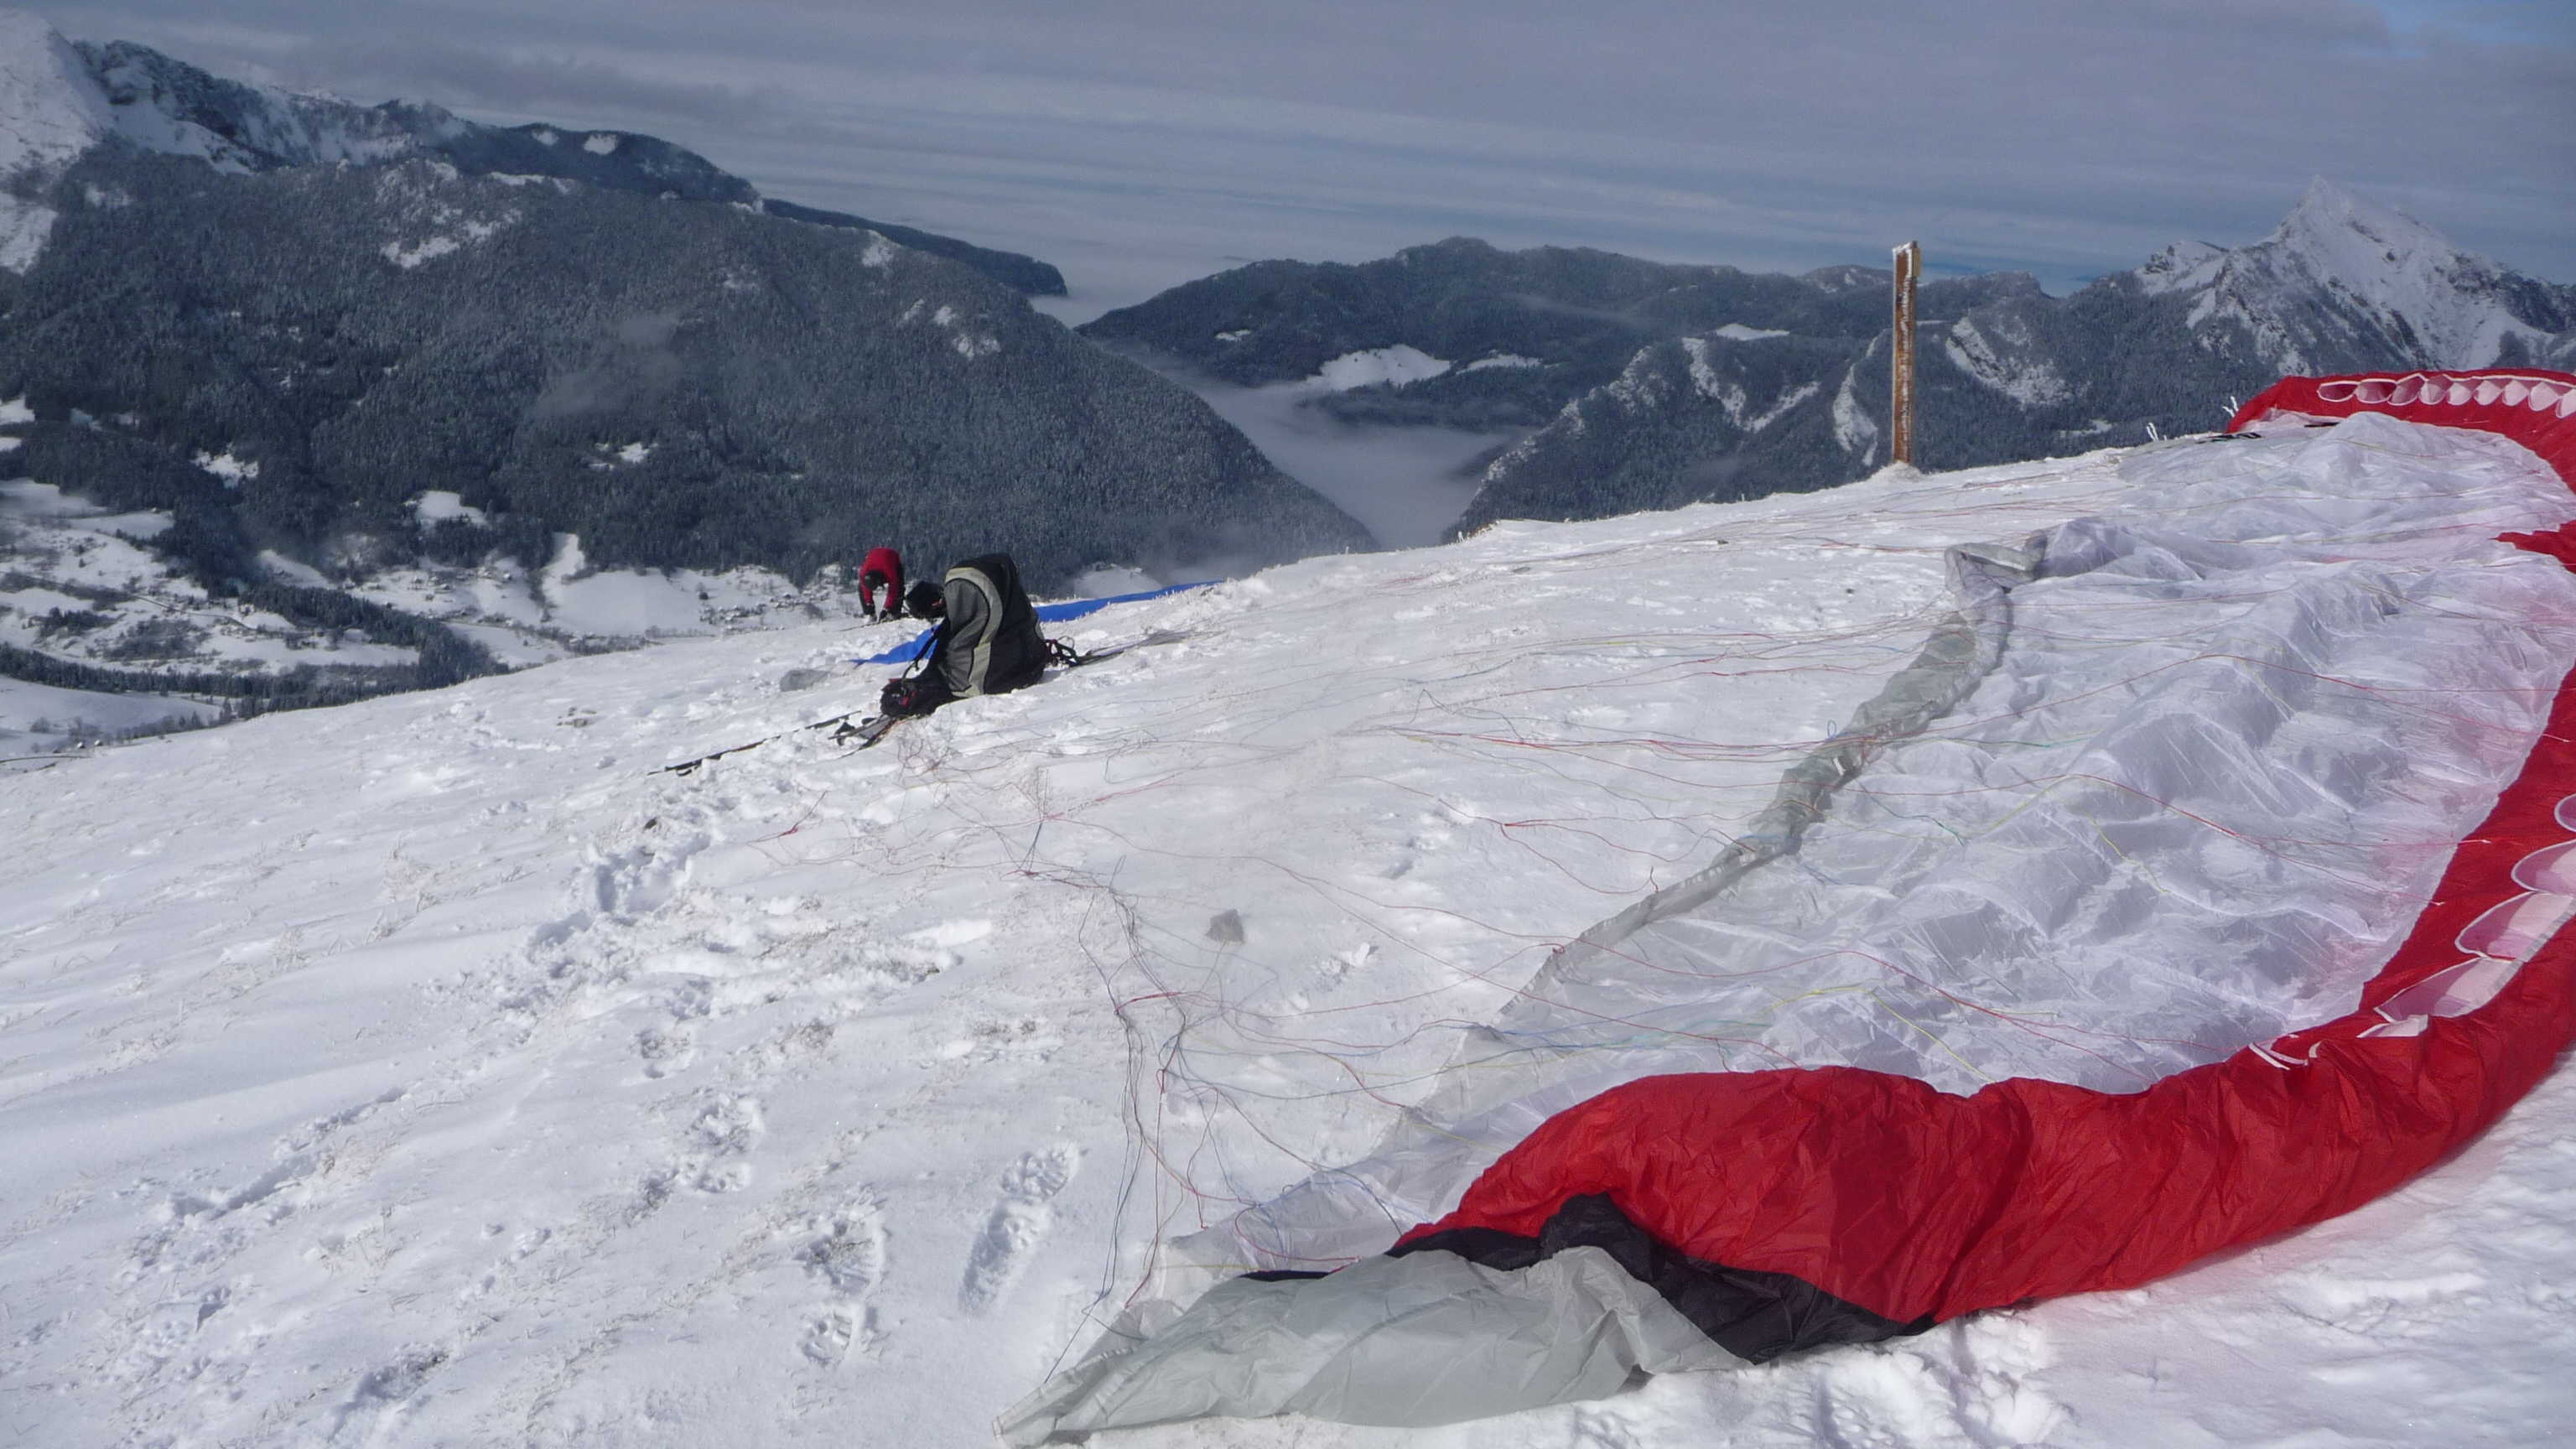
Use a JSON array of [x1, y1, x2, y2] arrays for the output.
[[2139, 178, 2575, 375], [0, 12, 1062, 293], [1084, 181, 2576, 537], [1457, 179, 2576, 532], [0, 13, 1367, 748], [6, 422, 2574, 1447]]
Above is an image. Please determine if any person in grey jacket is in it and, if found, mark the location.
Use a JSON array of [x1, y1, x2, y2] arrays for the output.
[[885, 553, 1046, 715]]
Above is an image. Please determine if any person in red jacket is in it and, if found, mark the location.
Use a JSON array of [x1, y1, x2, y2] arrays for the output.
[[855, 547, 904, 621]]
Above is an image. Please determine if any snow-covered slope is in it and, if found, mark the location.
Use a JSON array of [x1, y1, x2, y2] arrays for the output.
[[6, 429, 2575, 1449]]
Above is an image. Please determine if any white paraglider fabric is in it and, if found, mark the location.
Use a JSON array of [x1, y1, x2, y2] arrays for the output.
[[1185, 412, 2576, 1278]]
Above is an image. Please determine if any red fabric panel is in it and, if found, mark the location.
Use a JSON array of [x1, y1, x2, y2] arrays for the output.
[[2229, 370, 2576, 486], [2500, 527, 2576, 571], [1402, 740, 2576, 1322], [1403, 369, 2576, 1327]]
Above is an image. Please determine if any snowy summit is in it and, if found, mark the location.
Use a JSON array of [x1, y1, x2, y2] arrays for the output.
[[2142, 177, 2568, 371]]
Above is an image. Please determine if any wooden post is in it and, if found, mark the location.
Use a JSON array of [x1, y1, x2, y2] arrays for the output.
[[1890, 240, 1919, 467]]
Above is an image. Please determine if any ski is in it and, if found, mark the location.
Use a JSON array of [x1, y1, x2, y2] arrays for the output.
[[829, 714, 901, 750]]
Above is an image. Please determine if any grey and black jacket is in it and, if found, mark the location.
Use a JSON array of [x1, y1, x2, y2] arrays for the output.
[[932, 553, 1046, 699]]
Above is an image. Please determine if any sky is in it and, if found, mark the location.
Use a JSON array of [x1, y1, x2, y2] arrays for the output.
[[35, 1, 2576, 318]]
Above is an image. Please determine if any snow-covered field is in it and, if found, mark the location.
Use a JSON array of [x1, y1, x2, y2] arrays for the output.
[[5, 428, 2573, 1448], [0, 675, 216, 752], [0, 468, 896, 757], [353, 537, 885, 663]]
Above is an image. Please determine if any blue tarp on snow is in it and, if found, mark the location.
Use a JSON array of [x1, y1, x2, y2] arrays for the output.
[[857, 579, 1215, 664]]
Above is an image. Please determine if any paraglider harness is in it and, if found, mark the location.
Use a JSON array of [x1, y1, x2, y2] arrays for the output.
[[877, 626, 949, 718], [877, 629, 1090, 719]]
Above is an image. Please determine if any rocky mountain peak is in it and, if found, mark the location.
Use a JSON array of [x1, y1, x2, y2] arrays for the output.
[[2271, 175, 2452, 267], [2128, 177, 2559, 371], [2139, 179, 2471, 304], [0, 13, 107, 182], [2136, 239, 2225, 295], [2261, 174, 2475, 307]]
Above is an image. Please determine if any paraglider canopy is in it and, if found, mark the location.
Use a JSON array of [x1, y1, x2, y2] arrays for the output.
[[1005, 371, 2576, 1444]]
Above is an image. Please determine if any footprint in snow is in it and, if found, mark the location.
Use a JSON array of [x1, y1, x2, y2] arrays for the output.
[[798, 1197, 890, 1367], [959, 1146, 1078, 1315], [682, 1091, 764, 1192], [327, 1346, 448, 1444], [635, 1022, 697, 1078], [1935, 1312, 2067, 1446], [799, 1302, 881, 1368], [1571, 1405, 1644, 1449]]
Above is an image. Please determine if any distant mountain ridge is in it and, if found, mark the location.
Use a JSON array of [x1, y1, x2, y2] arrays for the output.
[[1080, 238, 2045, 430], [1083, 181, 2576, 536], [0, 13, 1064, 295]]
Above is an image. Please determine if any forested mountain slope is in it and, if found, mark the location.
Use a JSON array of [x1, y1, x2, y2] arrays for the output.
[[0, 12, 1363, 732]]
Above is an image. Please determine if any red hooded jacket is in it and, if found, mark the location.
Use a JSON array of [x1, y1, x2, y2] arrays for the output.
[[857, 547, 903, 619]]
